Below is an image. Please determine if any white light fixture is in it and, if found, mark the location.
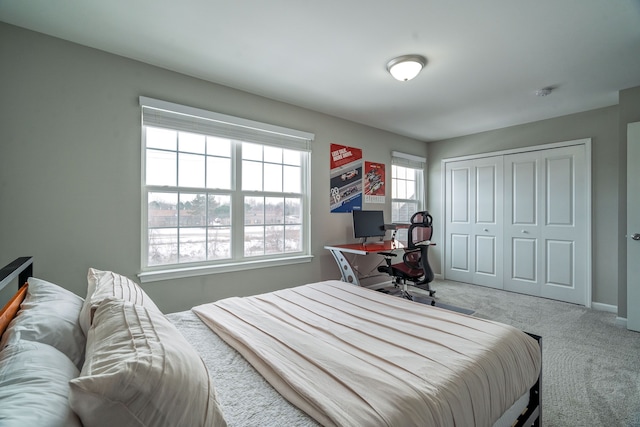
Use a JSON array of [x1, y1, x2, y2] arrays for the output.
[[386, 55, 427, 81]]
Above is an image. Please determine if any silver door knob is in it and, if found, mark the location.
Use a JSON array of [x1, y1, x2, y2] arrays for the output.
[[633, 233, 640, 241]]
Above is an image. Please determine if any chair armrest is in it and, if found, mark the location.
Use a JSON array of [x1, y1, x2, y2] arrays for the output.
[[377, 251, 397, 257]]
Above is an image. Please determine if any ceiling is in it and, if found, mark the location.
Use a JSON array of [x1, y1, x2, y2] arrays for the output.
[[2, 0, 640, 142]]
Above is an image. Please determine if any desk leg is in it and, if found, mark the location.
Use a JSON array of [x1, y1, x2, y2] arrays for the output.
[[327, 249, 360, 286]]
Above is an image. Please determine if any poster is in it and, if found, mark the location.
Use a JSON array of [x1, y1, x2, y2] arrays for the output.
[[364, 161, 385, 203], [329, 143, 362, 212]]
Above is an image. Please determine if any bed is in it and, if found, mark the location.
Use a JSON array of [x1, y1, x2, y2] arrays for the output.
[[0, 257, 542, 427]]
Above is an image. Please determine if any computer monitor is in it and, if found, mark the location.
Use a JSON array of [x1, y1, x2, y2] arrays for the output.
[[352, 210, 386, 243]]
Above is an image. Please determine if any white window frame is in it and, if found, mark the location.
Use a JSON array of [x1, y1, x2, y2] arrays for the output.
[[138, 97, 314, 283], [391, 151, 426, 234]]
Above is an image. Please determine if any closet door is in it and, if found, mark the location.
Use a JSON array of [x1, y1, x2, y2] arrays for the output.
[[445, 156, 503, 288], [503, 145, 587, 305], [503, 151, 541, 296]]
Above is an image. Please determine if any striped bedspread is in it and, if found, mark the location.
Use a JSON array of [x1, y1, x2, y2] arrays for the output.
[[193, 280, 541, 427]]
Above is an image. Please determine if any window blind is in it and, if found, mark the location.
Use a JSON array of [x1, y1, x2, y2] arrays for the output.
[[140, 96, 314, 151], [391, 151, 426, 169]]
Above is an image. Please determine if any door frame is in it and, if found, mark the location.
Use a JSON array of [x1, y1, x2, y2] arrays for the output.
[[627, 122, 640, 331], [440, 138, 592, 307]]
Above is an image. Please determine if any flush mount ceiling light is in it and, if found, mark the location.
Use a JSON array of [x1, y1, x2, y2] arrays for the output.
[[386, 55, 427, 81]]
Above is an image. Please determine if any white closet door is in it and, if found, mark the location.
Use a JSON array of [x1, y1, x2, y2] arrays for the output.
[[445, 156, 503, 288], [503, 145, 587, 305], [503, 152, 541, 295]]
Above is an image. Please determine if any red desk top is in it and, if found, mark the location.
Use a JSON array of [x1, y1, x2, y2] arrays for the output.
[[324, 240, 404, 255]]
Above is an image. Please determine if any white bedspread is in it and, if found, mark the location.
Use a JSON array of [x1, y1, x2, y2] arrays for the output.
[[193, 280, 541, 427]]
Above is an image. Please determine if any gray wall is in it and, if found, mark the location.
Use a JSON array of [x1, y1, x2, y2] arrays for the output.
[[427, 102, 636, 312], [3, 22, 637, 315], [0, 23, 428, 312]]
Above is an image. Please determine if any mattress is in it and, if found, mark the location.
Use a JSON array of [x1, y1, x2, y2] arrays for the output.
[[170, 280, 541, 426], [167, 309, 319, 426], [169, 310, 531, 427]]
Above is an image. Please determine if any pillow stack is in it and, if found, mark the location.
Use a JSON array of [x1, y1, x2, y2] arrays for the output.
[[0, 278, 84, 426], [71, 268, 227, 427], [0, 269, 227, 427], [0, 340, 82, 427], [78, 268, 161, 335]]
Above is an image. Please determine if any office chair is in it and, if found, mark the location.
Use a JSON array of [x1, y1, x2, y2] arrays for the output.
[[377, 211, 436, 302]]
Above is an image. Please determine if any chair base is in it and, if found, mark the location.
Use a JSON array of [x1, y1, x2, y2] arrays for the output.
[[410, 294, 436, 306], [376, 285, 436, 306], [391, 277, 436, 297], [412, 282, 436, 297], [385, 277, 436, 302]]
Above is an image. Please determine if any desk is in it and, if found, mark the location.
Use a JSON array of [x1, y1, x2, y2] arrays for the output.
[[324, 240, 404, 286]]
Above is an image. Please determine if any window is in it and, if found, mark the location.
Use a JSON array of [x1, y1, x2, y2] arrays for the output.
[[391, 151, 425, 241], [139, 97, 314, 282]]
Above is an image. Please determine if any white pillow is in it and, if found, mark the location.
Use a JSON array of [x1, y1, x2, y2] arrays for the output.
[[79, 268, 160, 335], [0, 277, 85, 368], [0, 340, 82, 427], [69, 298, 227, 427]]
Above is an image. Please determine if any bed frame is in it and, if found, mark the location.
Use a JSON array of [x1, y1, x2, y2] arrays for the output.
[[518, 332, 542, 426], [0, 256, 542, 426], [0, 256, 32, 291]]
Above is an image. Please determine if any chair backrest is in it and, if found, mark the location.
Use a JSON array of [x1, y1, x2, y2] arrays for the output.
[[407, 211, 433, 249], [404, 211, 435, 284]]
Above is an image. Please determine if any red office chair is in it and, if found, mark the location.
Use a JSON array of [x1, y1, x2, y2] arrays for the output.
[[377, 211, 436, 302]]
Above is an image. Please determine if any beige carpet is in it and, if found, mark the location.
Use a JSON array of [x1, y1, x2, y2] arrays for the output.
[[401, 279, 640, 427]]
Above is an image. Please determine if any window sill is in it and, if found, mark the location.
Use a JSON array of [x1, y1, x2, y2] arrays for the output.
[[138, 255, 314, 283]]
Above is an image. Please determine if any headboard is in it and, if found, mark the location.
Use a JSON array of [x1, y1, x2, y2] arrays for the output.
[[0, 257, 33, 292], [0, 257, 33, 336]]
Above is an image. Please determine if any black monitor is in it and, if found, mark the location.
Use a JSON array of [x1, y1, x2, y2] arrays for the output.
[[352, 210, 386, 243]]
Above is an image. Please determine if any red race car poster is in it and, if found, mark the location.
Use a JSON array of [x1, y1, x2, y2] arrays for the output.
[[329, 143, 362, 213], [364, 161, 385, 204]]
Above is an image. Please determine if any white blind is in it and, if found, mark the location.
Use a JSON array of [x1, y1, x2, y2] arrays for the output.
[[391, 151, 426, 169], [140, 96, 314, 151]]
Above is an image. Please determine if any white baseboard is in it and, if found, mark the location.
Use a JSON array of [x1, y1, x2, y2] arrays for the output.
[[591, 302, 617, 313], [590, 302, 627, 328]]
